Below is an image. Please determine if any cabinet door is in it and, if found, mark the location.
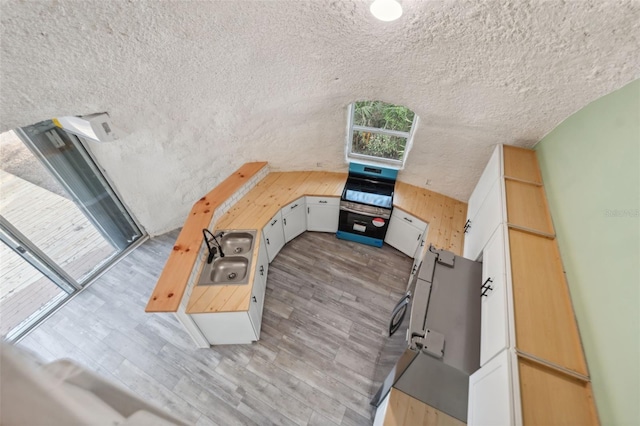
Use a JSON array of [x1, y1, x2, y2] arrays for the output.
[[263, 211, 285, 263], [467, 146, 501, 220], [282, 198, 306, 242], [385, 213, 425, 258], [480, 226, 508, 366], [463, 179, 502, 261], [468, 349, 514, 426], [307, 204, 339, 232]]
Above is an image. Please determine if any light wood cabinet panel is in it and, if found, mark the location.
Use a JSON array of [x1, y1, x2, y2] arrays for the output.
[[505, 180, 554, 234], [384, 389, 464, 426], [503, 145, 542, 183], [518, 358, 598, 426], [509, 228, 588, 375]]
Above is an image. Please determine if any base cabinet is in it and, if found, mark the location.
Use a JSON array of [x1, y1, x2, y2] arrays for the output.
[[385, 210, 427, 258], [282, 198, 306, 242], [306, 196, 339, 232], [263, 210, 285, 262]]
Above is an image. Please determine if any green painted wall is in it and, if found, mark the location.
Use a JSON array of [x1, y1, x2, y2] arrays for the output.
[[535, 79, 640, 426]]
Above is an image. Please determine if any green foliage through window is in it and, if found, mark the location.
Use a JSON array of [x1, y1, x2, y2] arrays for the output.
[[350, 101, 416, 163]]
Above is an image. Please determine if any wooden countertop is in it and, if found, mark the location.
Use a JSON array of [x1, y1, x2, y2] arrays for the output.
[[147, 165, 467, 314]]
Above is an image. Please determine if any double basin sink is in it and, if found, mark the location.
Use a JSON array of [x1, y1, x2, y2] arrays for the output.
[[197, 229, 257, 286]]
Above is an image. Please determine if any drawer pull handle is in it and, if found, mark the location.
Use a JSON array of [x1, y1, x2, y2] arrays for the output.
[[252, 296, 257, 303], [481, 277, 493, 289], [291, 204, 298, 209], [319, 200, 328, 204], [404, 217, 413, 223], [271, 219, 277, 226]]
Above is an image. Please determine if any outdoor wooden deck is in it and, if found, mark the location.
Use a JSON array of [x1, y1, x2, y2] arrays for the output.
[[0, 170, 115, 337]]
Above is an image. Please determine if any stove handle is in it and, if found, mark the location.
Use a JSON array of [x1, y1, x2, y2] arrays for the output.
[[339, 205, 389, 218]]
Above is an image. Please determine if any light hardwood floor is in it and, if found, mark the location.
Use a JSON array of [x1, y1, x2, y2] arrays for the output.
[[18, 230, 413, 426]]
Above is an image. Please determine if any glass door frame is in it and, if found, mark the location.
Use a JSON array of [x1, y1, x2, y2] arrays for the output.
[[1, 125, 149, 342]]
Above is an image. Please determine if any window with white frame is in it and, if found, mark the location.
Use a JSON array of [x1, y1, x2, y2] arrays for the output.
[[346, 100, 418, 168]]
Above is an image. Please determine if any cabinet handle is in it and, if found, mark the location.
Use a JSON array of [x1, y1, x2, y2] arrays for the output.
[[464, 219, 471, 233], [283, 218, 287, 226], [412, 265, 417, 274], [252, 296, 257, 302], [404, 217, 413, 223], [291, 204, 298, 210], [481, 285, 493, 297], [481, 277, 493, 289], [420, 240, 425, 247], [416, 234, 421, 241], [319, 200, 327, 204], [271, 219, 277, 226], [266, 238, 270, 245], [260, 265, 264, 275], [308, 207, 310, 214]]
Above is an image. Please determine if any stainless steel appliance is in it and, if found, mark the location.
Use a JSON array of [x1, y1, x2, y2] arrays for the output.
[[371, 246, 482, 422], [336, 163, 397, 247]]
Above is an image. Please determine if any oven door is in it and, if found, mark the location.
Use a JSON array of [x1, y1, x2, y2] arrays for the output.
[[338, 206, 390, 240]]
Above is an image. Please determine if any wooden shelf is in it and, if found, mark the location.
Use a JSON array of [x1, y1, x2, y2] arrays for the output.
[[518, 357, 598, 426], [503, 145, 543, 184], [505, 179, 555, 235], [508, 228, 588, 376]]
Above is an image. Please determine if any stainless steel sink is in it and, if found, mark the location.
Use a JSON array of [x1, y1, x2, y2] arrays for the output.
[[208, 256, 249, 283], [220, 232, 254, 255], [197, 229, 257, 286]]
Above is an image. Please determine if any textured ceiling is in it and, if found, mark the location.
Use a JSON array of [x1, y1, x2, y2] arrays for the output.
[[1, 0, 639, 234]]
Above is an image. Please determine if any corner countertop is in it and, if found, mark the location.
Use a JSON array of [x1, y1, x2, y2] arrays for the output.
[[147, 165, 467, 314]]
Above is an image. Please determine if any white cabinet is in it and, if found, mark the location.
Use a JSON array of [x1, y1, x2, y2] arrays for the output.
[[385, 209, 427, 258], [468, 349, 515, 426], [467, 147, 500, 221], [373, 391, 390, 426], [480, 226, 509, 366], [306, 196, 339, 233], [263, 210, 285, 262], [463, 179, 502, 261], [190, 236, 268, 345], [282, 198, 306, 242]]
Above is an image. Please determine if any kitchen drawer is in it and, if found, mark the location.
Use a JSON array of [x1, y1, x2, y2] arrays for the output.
[[306, 196, 339, 206], [282, 197, 305, 214], [391, 208, 427, 232]]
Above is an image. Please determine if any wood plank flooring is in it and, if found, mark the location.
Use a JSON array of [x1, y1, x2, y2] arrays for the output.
[[17, 230, 412, 425]]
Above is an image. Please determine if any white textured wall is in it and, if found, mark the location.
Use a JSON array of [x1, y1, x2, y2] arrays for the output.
[[1, 0, 638, 235]]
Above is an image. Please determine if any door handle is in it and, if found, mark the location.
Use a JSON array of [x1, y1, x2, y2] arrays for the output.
[[266, 238, 270, 245], [481, 286, 493, 297], [260, 265, 264, 275], [252, 296, 257, 302], [416, 234, 421, 241], [283, 218, 287, 226], [464, 219, 471, 233], [307, 207, 310, 214]]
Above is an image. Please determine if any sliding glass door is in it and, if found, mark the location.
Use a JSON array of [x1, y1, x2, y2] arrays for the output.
[[0, 121, 144, 340]]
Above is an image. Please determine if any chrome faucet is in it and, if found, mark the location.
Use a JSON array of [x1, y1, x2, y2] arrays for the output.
[[202, 229, 225, 264]]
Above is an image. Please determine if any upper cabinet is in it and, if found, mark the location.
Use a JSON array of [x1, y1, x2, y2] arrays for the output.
[[466, 145, 598, 426]]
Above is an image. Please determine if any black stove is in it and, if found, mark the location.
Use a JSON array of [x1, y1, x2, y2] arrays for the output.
[[337, 163, 398, 247]]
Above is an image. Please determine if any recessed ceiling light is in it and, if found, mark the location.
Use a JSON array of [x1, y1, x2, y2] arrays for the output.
[[370, 0, 403, 22]]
